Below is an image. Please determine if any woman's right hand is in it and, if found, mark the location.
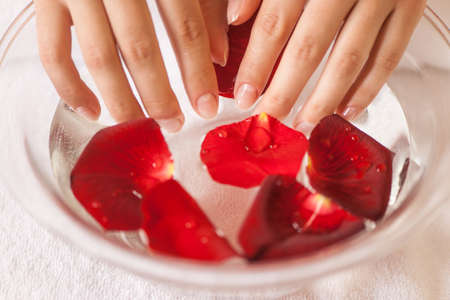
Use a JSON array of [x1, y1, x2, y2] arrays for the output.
[[35, 0, 229, 132]]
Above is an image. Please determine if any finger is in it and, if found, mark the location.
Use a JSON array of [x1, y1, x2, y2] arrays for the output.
[[67, 0, 144, 122], [103, 0, 184, 132], [294, 0, 394, 129], [156, 0, 218, 119], [35, 0, 100, 120], [228, 0, 262, 25], [199, 0, 229, 66], [234, 0, 305, 110], [337, 1, 426, 119], [255, 0, 356, 119]]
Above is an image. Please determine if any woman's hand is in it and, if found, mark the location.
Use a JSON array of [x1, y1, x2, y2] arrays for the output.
[[228, 0, 426, 132], [35, 0, 228, 132]]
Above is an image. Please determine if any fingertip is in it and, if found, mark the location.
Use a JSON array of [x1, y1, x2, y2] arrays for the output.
[[157, 114, 185, 133], [235, 83, 258, 110], [196, 93, 218, 119], [227, 0, 261, 25]]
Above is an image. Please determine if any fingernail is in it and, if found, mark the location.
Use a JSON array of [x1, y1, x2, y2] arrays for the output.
[[197, 93, 218, 119], [294, 121, 315, 137], [227, 0, 241, 24], [342, 106, 360, 120], [221, 41, 229, 67], [236, 83, 258, 109], [158, 116, 184, 133], [75, 106, 98, 121]]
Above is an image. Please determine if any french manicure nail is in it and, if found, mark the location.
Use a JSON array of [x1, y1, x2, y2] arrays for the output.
[[197, 93, 218, 119], [294, 121, 315, 137], [342, 106, 360, 120], [227, 0, 241, 24], [158, 116, 184, 133], [75, 106, 98, 121], [236, 83, 258, 109]]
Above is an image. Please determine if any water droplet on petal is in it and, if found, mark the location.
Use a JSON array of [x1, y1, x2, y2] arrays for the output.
[[345, 126, 352, 132], [376, 164, 386, 173], [292, 221, 302, 233], [185, 221, 195, 229], [217, 129, 228, 138], [350, 135, 359, 142], [91, 201, 101, 208], [269, 144, 278, 149], [200, 236, 209, 244], [152, 159, 162, 169]]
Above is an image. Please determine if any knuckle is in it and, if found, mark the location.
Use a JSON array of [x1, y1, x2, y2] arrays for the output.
[[337, 50, 365, 77], [122, 39, 156, 64], [263, 94, 295, 118], [83, 46, 115, 70], [146, 99, 179, 119], [354, 85, 378, 102], [376, 52, 401, 73], [110, 102, 141, 122], [256, 13, 285, 40], [293, 35, 321, 62], [308, 100, 333, 117], [57, 85, 79, 101], [178, 18, 206, 44], [39, 47, 66, 67]]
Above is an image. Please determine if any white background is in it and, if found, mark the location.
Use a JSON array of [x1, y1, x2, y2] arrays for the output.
[[0, 1, 449, 299]]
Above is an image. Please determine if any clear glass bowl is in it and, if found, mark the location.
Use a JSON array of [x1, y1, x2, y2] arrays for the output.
[[0, 2, 449, 295]]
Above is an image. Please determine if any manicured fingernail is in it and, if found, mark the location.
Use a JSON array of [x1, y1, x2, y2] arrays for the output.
[[227, 0, 241, 24], [236, 83, 258, 109], [342, 106, 360, 120], [221, 41, 229, 67], [75, 106, 98, 121], [158, 116, 184, 133], [197, 93, 218, 119], [294, 121, 315, 137]]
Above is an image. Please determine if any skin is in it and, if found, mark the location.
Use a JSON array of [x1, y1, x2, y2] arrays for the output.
[[35, 0, 228, 132], [36, 0, 426, 134], [229, 0, 427, 134]]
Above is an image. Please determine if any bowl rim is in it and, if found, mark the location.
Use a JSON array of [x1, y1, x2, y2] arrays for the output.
[[0, 2, 449, 290]]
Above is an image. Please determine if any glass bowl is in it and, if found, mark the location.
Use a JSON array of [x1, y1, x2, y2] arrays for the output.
[[0, 1, 449, 295]]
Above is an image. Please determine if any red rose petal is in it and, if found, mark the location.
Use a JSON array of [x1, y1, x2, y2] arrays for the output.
[[238, 175, 311, 258], [141, 180, 236, 261], [214, 14, 281, 99], [71, 118, 173, 230], [201, 113, 308, 188], [307, 114, 394, 220], [260, 216, 364, 260], [239, 175, 364, 260]]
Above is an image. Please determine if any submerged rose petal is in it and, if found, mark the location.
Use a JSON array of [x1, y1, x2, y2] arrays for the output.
[[201, 113, 308, 188], [239, 175, 364, 260], [307, 114, 394, 220], [141, 180, 236, 261], [71, 118, 173, 230]]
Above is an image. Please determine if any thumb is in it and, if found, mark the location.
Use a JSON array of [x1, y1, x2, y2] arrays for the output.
[[227, 0, 262, 25]]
